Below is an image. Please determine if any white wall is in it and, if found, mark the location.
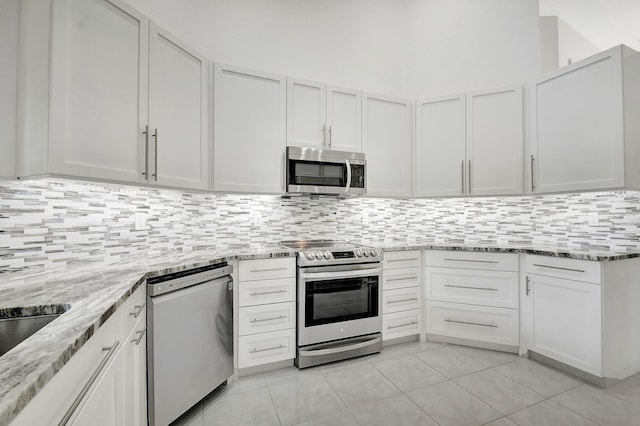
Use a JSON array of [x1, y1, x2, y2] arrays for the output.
[[540, 15, 599, 74], [124, 0, 540, 99]]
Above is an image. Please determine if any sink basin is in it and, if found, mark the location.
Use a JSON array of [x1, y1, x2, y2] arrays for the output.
[[0, 308, 69, 357]]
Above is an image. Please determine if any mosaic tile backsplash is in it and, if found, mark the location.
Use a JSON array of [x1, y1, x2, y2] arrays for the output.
[[2, 179, 640, 273]]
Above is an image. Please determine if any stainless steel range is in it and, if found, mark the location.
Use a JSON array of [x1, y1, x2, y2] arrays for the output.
[[280, 240, 383, 368]]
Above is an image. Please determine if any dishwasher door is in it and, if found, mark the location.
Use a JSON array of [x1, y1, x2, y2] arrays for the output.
[[148, 275, 233, 426]]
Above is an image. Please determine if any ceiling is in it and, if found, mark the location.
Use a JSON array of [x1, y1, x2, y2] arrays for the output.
[[539, 0, 640, 51]]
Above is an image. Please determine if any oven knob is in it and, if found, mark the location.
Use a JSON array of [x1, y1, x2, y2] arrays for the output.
[[356, 249, 363, 257], [305, 252, 315, 260], [315, 251, 323, 260], [363, 249, 370, 257], [323, 251, 331, 259]]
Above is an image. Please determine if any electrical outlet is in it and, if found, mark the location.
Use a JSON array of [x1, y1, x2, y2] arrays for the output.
[[588, 212, 599, 226], [253, 212, 263, 226], [134, 213, 147, 231], [457, 212, 467, 225], [362, 212, 369, 225]]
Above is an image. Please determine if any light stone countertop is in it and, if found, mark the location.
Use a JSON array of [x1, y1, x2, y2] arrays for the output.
[[1, 240, 639, 425]]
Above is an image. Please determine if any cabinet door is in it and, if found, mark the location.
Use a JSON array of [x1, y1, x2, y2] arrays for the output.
[[148, 23, 210, 190], [49, 0, 148, 183], [467, 86, 523, 195], [530, 48, 625, 193], [327, 86, 361, 152], [71, 349, 124, 425], [123, 315, 146, 426], [287, 78, 326, 149], [0, 0, 19, 178], [526, 274, 602, 375], [362, 94, 413, 197], [416, 94, 466, 197], [214, 64, 286, 193]]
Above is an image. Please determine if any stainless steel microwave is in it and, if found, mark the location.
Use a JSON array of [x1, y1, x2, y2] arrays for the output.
[[285, 146, 366, 196]]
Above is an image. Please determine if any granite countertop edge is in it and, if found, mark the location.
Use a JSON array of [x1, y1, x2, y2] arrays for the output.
[[1, 241, 639, 424]]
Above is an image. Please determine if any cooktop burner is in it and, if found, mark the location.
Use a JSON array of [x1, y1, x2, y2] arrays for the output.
[[280, 239, 383, 266]]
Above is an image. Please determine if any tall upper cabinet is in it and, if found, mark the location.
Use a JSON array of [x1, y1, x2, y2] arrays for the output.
[[415, 86, 523, 197], [18, 0, 210, 190], [213, 64, 286, 193], [287, 78, 362, 152], [0, 0, 19, 178], [362, 93, 413, 197], [528, 45, 640, 193]]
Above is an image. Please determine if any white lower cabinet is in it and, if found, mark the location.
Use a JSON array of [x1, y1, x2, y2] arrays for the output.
[[237, 257, 296, 370], [424, 250, 519, 351], [12, 284, 147, 425], [382, 251, 423, 341]]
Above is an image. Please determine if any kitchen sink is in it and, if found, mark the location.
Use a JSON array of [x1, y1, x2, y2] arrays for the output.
[[0, 307, 69, 357]]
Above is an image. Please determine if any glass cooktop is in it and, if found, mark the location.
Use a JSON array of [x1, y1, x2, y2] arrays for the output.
[[279, 239, 352, 250]]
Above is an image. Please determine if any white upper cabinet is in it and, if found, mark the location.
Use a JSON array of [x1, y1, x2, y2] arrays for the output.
[[362, 93, 413, 197], [214, 63, 286, 193], [466, 86, 523, 195], [147, 23, 210, 190], [529, 45, 640, 193], [0, 0, 19, 178], [287, 78, 361, 152], [416, 86, 524, 197], [415, 94, 466, 197]]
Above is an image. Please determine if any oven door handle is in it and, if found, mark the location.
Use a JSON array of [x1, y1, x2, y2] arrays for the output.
[[299, 336, 382, 357], [299, 267, 382, 281]]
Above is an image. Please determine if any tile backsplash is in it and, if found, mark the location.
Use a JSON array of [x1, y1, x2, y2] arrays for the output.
[[2, 179, 640, 273]]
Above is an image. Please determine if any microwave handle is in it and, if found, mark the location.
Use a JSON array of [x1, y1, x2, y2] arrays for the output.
[[345, 160, 352, 192]]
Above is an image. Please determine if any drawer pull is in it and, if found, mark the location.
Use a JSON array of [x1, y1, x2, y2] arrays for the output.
[[250, 267, 289, 273], [129, 304, 145, 318], [250, 289, 287, 296], [444, 284, 498, 292], [60, 341, 120, 425], [443, 258, 499, 264], [250, 314, 287, 323], [386, 297, 418, 304], [532, 263, 586, 273], [387, 321, 418, 330], [386, 275, 418, 282], [130, 328, 146, 345], [445, 318, 497, 328], [387, 258, 419, 262], [250, 344, 286, 353]]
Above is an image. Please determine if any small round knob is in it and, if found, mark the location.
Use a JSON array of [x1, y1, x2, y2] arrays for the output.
[[363, 249, 370, 257], [324, 251, 331, 259], [356, 249, 363, 257], [305, 252, 315, 260], [315, 251, 323, 260]]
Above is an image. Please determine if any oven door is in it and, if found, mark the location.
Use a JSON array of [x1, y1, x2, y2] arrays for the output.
[[298, 264, 382, 346]]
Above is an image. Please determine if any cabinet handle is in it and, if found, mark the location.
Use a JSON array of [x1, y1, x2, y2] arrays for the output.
[[59, 341, 120, 425], [250, 314, 287, 323], [322, 124, 326, 146], [129, 304, 145, 318], [130, 328, 146, 345], [526, 276, 531, 296], [468, 159, 471, 194], [328, 125, 332, 148], [386, 297, 418, 304], [152, 128, 158, 181], [387, 321, 418, 330], [532, 263, 586, 273], [443, 258, 499, 264], [250, 289, 287, 296], [142, 125, 149, 178], [386, 275, 418, 282], [530, 155, 535, 192], [461, 160, 465, 194], [444, 284, 498, 292], [250, 267, 288, 273], [387, 258, 419, 262], [250, 344, 285, 353], [445, 319, 497, 328]]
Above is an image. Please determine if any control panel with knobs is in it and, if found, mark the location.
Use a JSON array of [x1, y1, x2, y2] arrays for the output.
[[298, 247, 383, 266]]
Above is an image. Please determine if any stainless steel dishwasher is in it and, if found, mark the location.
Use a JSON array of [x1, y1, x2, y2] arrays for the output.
[[147, 263, 233, 426]]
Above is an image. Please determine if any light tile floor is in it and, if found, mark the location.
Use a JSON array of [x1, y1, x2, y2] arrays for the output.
[[172, 341, 640, 426]]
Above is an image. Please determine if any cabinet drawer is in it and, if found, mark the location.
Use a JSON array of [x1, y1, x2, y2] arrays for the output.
[[121, 283, 146, 338], [383, 250, 421, 269], [382, 309, 422, 340], [425, 301, 518, 346], [383, 287, 422, 314], [239, 257, 296, 281], [239, 278, 295, 307], [383, 267, 421, 290], [238, 328, 296, 368], [425, 268, 518, 309], [425, 250, 518, 272], [525, 255, 601, 284], [238, 302, 296, 336]]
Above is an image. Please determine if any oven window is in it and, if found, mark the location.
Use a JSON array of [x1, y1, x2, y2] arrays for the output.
[[305, 276, 378, 327]]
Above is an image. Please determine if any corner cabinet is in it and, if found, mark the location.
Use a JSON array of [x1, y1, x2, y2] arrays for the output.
[[213, 64, 286, 193], [362, 93, 414, 197], [528, 45, 640, 193], [415, 86, 523, 197], [0, 0, 19, 178], [286, 78, 362, 152], [20, 0, 211, 190]]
